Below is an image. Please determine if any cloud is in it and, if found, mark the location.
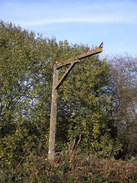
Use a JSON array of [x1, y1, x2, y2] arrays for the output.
[[1, 0, 137, 26], [21, 15, 137, 26]]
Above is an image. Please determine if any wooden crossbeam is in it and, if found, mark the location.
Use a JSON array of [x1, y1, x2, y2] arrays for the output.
[[55, 44, 103, 89], [56, 46, 103, 69]]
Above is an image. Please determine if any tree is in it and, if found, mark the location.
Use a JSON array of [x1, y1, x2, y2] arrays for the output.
[[56, 56, 121, 157], [0, 20, 121, 181], [110, 55, 137, 158]]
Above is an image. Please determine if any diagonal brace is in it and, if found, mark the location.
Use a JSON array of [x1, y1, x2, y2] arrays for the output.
[[56, 61, 78, 89]]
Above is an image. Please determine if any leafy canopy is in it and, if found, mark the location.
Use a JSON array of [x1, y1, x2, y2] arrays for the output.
[[0, 21, 121, 180]]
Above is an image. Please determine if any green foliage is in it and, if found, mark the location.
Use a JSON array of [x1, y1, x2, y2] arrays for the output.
[[1, 153, 137, 183], [1, 20, 136, 182], [57, 57, 121, 156], [0, 21, 50, 171]]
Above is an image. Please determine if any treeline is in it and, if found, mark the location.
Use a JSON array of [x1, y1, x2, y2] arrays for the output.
[[0, 21, 137, 182]]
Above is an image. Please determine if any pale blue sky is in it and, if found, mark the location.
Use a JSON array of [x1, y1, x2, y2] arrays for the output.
[[0, 0, 137, 57]]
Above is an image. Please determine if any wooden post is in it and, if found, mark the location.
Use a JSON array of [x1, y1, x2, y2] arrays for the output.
[[48, 43, 103, 161], [48, 64, 58, 160]]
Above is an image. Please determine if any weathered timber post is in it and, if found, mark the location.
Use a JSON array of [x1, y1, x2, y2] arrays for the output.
[[48, 64, 58, 160], [48, 42, 103, 161]]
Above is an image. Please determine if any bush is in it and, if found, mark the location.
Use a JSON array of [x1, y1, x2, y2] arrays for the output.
[[1, 152, 137, 183]]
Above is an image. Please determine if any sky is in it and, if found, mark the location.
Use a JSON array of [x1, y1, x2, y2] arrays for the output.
[[0, 0, 137, 57]]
